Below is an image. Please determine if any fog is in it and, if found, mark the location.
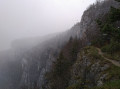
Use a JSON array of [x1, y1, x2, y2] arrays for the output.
[[0, 0, 96, 51]]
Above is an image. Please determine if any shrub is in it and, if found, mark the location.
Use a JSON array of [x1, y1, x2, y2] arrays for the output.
[[101, 41, 120, 54]]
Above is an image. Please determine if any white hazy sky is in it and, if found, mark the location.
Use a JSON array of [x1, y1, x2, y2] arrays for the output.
[[0, 0, 96, 51]]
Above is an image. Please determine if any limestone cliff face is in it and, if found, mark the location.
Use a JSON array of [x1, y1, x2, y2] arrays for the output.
[[67, 46, 120, 89], [79, 0, 120, 42], [19, 46, 60, 89], [69, 47, 110, 88]]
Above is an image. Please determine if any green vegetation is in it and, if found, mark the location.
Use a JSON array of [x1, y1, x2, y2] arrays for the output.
[[103, 52, 120, 61], [44, 0, 120, 89], [90, 1, 120, 88], [67, 1, 120, 88], [44, 38, 82, 89], [101, 40, 120, 54], [90, 2, 120, 88], [90, 65, 120, 89], [115, 0, 120, 2], [109, 6, 120, 22], [66, 55, 120, 89], [95, 0, 120, 61], [66, 46, 107, 89], [90, 80, 120, 89], [91, 37, 106, 47], [66, 81, 81, 89], [84, 46, 103, 60]]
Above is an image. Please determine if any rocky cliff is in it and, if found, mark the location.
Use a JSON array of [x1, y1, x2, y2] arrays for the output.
[[0, 0, 119, 89], [67, 46, 120, 89]]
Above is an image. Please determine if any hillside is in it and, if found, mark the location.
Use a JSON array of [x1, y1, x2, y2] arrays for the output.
[[43, 0, 120, 89], [67, 46, 120, 89], [0, 0, 120, 89]]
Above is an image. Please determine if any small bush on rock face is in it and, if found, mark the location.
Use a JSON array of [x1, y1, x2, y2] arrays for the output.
[[90, 80, 120, 89], [66, 83, 81, 89], [91, 37, 105, 47], [109, 6, 120, 23], [101, 41, 120, 54]]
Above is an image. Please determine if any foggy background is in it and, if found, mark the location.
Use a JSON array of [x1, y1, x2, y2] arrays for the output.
[[0, 0, 96, 51]]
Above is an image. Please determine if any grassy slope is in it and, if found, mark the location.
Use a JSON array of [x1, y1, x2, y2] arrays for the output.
[[66, 46, 120, 89]]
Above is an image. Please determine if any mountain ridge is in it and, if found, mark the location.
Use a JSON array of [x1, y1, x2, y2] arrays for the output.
[[0, 0, 119, 89]]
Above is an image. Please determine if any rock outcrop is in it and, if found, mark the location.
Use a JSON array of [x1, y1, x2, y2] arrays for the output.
[[68, 46, 110, 88], [67, 46, 120, 89]]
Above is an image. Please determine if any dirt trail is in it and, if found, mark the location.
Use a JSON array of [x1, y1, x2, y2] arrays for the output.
[[96, 48, 120, 67]]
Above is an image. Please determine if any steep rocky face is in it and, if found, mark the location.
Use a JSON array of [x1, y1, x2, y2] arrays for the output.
[[0, 49, 23, 89], [67, 46, 120, 89], [19, 47, 60, 89], [69, 47, 110, 88], [12, 20, 83, 89], [80, 0, 120, 42]]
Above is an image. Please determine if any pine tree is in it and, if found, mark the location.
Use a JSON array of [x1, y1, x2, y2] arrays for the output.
[[115, 0, 120, 2]]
